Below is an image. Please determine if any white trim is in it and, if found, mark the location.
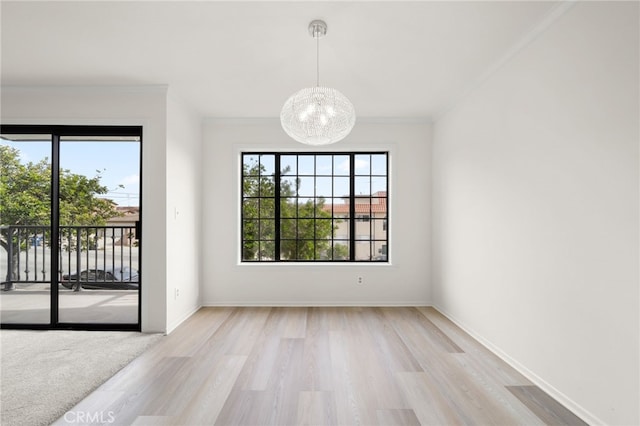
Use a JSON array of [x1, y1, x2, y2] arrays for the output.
[[0, 85, 168, 94], [0, 117, 151, 127], [166, 304, 202, 335], [202, 301, 431, 307], [433, 303, 605, 426]]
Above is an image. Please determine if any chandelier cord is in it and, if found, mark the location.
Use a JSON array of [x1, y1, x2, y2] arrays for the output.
[[316, 31, 320, 87]]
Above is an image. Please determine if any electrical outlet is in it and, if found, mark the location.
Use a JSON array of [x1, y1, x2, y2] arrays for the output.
[[175, 288, 180, 299], [357, 276, 363, 285]]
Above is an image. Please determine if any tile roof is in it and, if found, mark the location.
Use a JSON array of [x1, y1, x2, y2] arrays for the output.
[[323, 196, 387, 214]]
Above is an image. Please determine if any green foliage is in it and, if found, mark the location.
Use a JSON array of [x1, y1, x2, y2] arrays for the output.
[[242, 158, 343, 261], [58, 171, 118, 226], [0, 145, 121, 252], [331, 243, 349, 260], [0, 146, 50, 227]]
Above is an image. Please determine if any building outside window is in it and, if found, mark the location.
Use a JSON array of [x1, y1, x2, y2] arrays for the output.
[[356, 214, 371, 222], [241, 152, 388, 262]]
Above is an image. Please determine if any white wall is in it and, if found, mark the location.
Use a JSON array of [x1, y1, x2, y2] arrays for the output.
[[1, 86, 169, 333], [166, 93, 203, 332], [432, 3, 639, 425], [202, 119, 431, 306]]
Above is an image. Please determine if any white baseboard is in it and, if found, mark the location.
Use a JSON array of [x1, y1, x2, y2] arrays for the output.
[[201, 301, 431, 307], [432, 304, 604, 426], [166, 304, 202, 335]]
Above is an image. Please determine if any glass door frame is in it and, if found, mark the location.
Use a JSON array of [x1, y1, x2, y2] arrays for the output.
[[0, 124, 142, 331]]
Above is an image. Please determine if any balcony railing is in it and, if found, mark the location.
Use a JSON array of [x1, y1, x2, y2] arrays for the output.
[[1, 225, 139, 291]]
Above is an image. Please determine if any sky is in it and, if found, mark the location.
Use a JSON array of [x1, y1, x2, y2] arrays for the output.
[[0, 138, 140, 207]]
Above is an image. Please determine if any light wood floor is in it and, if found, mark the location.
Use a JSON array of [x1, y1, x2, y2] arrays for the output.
[[53, 307, 586, 425]]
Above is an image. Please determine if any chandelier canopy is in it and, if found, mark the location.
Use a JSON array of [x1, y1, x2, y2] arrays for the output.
[[280, 20, 356, 146]]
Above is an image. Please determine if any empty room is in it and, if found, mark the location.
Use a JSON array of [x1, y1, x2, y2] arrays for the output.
[[0, 1, 638, 425]]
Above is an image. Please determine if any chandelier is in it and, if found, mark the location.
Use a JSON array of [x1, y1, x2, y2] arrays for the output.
[[280, 20, 356, 146]]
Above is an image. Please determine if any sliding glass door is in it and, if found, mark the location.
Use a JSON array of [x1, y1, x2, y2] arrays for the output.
[[0, 126, 142, 330], [0, 134, 53, 324], [57, 136, 141, 325]]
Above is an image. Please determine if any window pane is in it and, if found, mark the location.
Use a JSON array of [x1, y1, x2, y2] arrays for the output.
[[280, 198, 296, 218], [259, 199, 275, 218], [243, 177, 259, 197], [334, 155, 349, 175], [355, 177, 371, 195], [355, 241, 372, 260], [298, 199, 314, 218], [371, 219, 387, 240], [281, 155, 297, 175], [372, 240, 387, 261], [315, 198, 330, 217], [295, 240, 315, 260], [243, 220, 259, 239], [242, 240, 259, 260], [259, 177, 275, 197], [280, 177, 297, 196], [243, 155, 259, 174], [297, 177, 314, 197], [333, 221, 350, 239], [371, 177, 387, 194], [260, 154, 275, 176], [280, 219, 296, 239], [315, 177, 332, 197], [315, 219, 333, 239], [355, 154, 370, 175], [298, 155, 314, 175], [334, 177, 349, 198], [316, 239, 333, 260], [315, 246, 328, 260], [260, 219, 275, 240], [259, 241, 275, 261], [280, 240, 296, 260], [355, 220, 371, 238], [371, 154, 387, 175], [332, 241, 350, 260], [331, 199, 349, 217], [316, 155, 332, 175], [297, 218, 314, 238], [370, 198, 385, 215], [243, 197, 258, 214]]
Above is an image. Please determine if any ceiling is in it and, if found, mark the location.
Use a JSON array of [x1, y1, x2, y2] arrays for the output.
[[1, 1, 563, 119]]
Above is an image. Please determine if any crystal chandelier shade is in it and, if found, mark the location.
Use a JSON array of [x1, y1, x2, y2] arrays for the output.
[[280, 20, 356, 146], [281, 86, 355, 146]]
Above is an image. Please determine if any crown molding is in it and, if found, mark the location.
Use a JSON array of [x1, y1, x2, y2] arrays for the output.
[[433, 0, 578, 121], [1, 85, 169, 94]]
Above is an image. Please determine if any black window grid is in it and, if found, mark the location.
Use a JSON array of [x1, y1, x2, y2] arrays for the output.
[[241, 152, 388, 262]]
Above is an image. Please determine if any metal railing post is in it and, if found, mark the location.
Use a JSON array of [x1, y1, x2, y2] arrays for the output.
[[5, 226, 15, 291], [74, 228, 82, 292]]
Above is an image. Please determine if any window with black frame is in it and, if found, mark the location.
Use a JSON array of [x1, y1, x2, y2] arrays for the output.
[[241, 152, 388, 262]]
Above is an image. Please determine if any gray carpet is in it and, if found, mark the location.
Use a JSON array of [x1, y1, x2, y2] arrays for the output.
[[0, 329, 162, 426]]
